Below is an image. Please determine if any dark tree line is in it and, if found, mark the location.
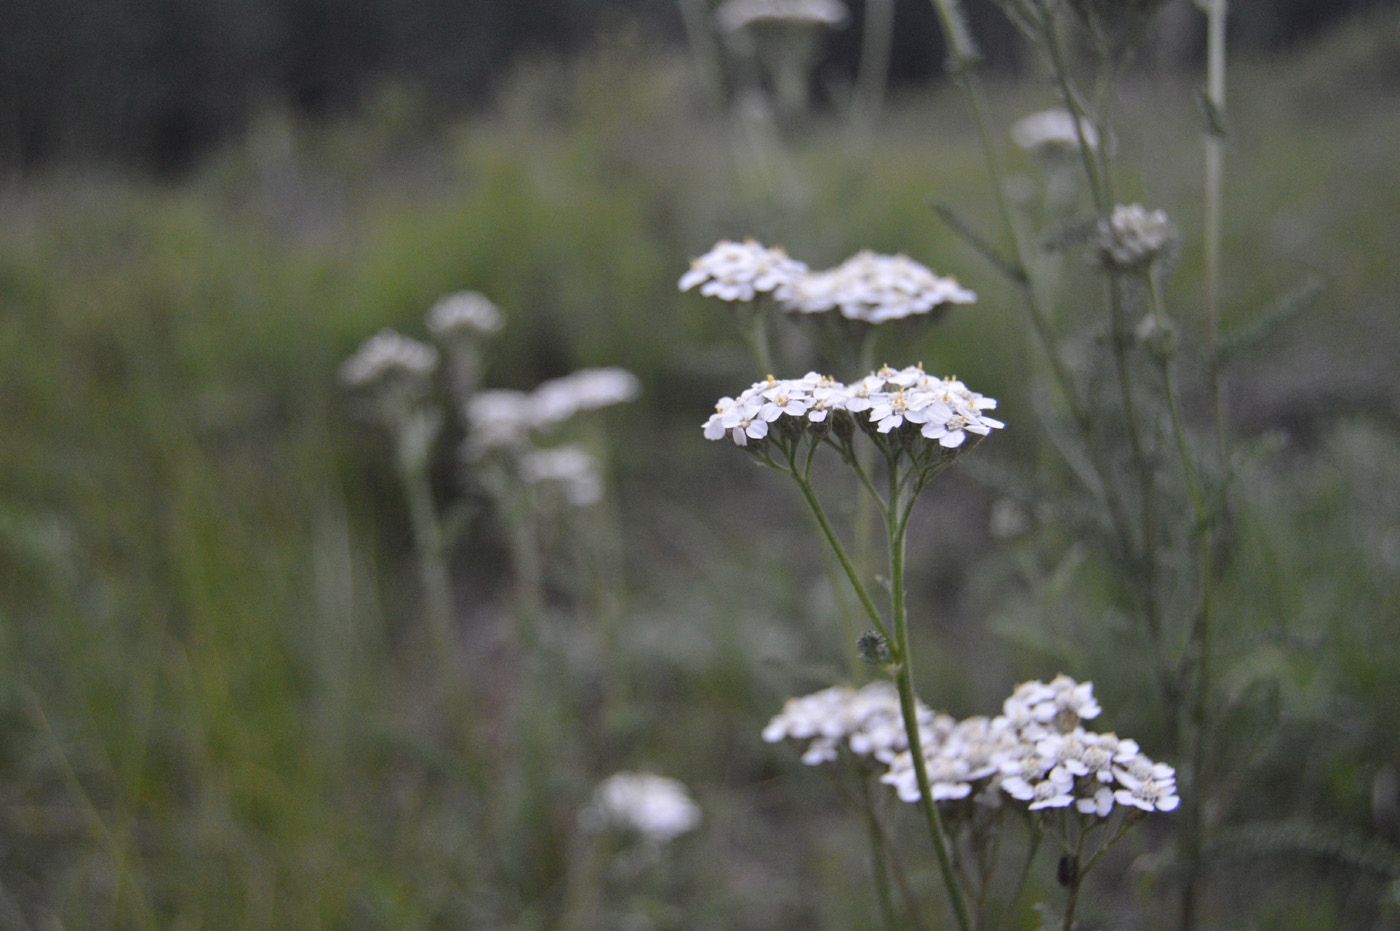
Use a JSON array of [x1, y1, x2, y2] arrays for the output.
[[0, 0, 1385, 174]]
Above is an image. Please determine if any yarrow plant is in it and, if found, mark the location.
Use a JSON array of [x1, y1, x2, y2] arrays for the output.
[[698, 353, 1010, 928]]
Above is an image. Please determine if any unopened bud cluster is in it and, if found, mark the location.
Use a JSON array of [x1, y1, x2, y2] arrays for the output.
[[1091, 204, 1178, 270]]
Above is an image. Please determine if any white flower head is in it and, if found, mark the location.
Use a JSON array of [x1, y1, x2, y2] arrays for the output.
[[716, 0, 850, 33], [781, 251, 976, 324], [1113, 760, 1180, 813], [463, 389, 536, 458], [340, 329, 439, 389], [1091, 204, 1178, 270], [703, 366, 1003, 451], [425, 291, 505, 339], [518, 444, 604, 507], [1002, 674, 1101, 737], [530, 367, 640, 429], [679, 239, 809, 303], [1011, 109, 1100, 153], [764, 681, 936, 767], [580, 772, 701, 843]]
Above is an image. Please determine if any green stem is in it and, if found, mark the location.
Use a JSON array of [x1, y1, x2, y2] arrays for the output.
[[861, 775, 904, 931], [400, 459, 455, 658], [886, 457, 974, 931], [1035, 0, 1110, 214], [1202, 0, 1229, 464], [793, 473, 889, 640]]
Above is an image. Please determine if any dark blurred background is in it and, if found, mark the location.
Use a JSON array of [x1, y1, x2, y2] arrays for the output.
[[1, 0, 1390, 175]]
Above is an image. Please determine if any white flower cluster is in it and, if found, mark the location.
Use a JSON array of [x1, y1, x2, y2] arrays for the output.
[[340, 329, 439, 388], [579, 771, 702, 844], [782, 250, 977, 323], [762, 681, 944, 765], [518, 444, 604, 507], [425, 290, 505, 339], [678, 239, 810, 303], [465, 367, 640, 459], [531, 367, 642, 428], [1091, 204, 1178, 269], [680, 240, 975, 325], [703, 365, 1003, 449], [1011, 108, 1100, 153], [765, 675, 1179, 817], [715, 0, 850, 33]]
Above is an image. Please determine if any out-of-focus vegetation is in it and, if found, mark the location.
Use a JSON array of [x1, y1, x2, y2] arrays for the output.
[[0, 0, 1387, 171], [3, 3, 1400, 927]]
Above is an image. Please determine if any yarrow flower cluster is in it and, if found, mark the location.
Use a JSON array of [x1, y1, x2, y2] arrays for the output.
[[781, 250, 977, 323], [715, 0, 850, 32], [1090, 203, 1178, 270], [762, 681, 941, 765], [579, 772, 702, 844], [1011, 108, 1100, 153], [339, 329, 439, 389], [702, 365, 1003, 449], [465, 367, 640, 459], [425, 290, 505, 339], [680, 239, 976, 326], [530, 367, 642, 428], [518, 444, 604, 507], [764, 675, 1179, 817], [678, 239, 809, 303]]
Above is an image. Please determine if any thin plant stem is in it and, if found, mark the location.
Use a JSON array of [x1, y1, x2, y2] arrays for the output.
[[1148, 266, 1216, 931], [851, 0, 895, 139], [1201, 0, 1229, 462], [793, 473, 890, 640], [22, 687, 158, 931], [1061, 825, 1089, 931], [1105, 274, 1166, 652], [400, 458, 456, 660], [885, 455, 975, 931], [860, 774, 904, 931], [1034, 0, 1110, 214], [994, 822, 1043, 931]]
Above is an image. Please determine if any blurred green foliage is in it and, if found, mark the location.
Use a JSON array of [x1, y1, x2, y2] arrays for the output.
[[2, 10, 1400, 927]]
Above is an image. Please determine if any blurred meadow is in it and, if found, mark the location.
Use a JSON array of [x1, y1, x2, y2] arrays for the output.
[[4, 1, 1400, 927]]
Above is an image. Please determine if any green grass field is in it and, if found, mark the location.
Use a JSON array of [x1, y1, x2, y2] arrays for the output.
[[3, 8, 1400, 928]]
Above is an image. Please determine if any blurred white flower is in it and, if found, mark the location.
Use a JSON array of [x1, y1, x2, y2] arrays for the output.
[[340, 329, 438, 388], [679, 239, 809, 303], [1091, 204, 1178, 269], [425, 290, 505, 339], [1011, 108, 1100, 152], [580, 772, 701, 843], [781, 251, 976, 323], [715, 0, 850, 32], [530, 367, 641, 429], [518, 444, 604, 507], [463, 389, 536, 458], [763, 681, 942, 766]]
